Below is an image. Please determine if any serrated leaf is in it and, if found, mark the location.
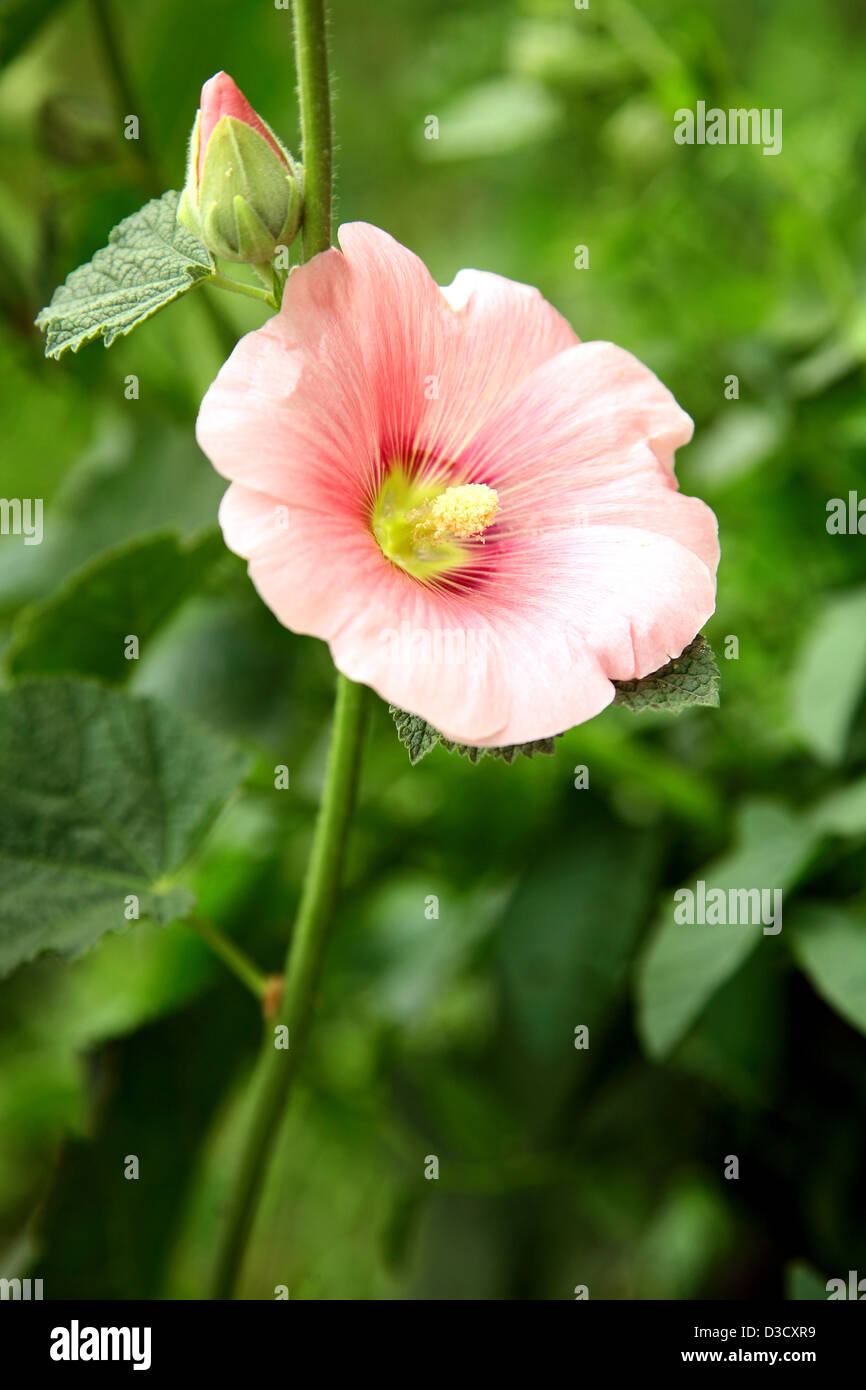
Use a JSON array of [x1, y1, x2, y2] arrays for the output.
[[388, 704, 559, 765], [0, 679, 249, 976], [439, 734, 559, 763], [613, 634, 720, 713], [388, 636, 718, 765], [35, 190, 213, 358], [5, 528, 223, 683], [388, 706, 439, 764]]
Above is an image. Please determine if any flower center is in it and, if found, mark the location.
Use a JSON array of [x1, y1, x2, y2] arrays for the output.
[[371, 469, 499, 580]]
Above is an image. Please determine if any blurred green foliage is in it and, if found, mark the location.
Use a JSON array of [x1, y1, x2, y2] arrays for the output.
[[1, 0, 866, 1300]]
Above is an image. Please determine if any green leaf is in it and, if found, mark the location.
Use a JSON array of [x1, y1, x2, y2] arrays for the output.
[[636, 800, 820, 1060], [791, 904, 866, 1038], [5, 529, 224, 683], [0, 679, 249, 977], [0, 0, 71, 69], [674, 946, 785, 1106], [613, 635, 720, 713], [439, 734, 560, 763], [497, 824, 655, 1061], [790, 587, 866, 764], [35, 191, 213, 359], [389, 704, 559, 765], [785, 1261, 828, 1301], [388, 706, 439, 765], [416, 77, 562, 161], [0, 421, 226, 613], [809, 776, 866, 838]]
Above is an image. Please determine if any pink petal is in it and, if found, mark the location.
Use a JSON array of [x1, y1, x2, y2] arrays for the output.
[[198, 72, 285, 182]]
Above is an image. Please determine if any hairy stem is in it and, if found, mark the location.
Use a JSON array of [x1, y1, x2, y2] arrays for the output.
[[294, 0, 333, 257], [206, 0, 350, 1299], [208, 271, 277, 306]]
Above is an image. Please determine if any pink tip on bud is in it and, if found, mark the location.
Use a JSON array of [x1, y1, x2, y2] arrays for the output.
[[197, 71, 286, 183]]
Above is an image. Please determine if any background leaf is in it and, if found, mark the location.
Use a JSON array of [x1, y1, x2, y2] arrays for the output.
[[0, 679, 248, 976], [636, 801, 820, 1060], [5, 529, 223, 682], [792, 905, 866, 1038], [790, 588, 866, 764]]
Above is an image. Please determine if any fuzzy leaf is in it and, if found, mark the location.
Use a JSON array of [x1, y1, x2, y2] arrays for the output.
[[439, 734, 559, 763], [389, 704, 559, 765], [389, 706, 440, 764], [36, 190, 213, 358], [613, 635, 720, 713], [0, 679, 249, 977], [5, 529, 223, 683]]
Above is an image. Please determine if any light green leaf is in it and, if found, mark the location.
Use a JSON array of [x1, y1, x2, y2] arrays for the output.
[[35, 191, 213, 358], [5, 529, 223, 683], [790, 587, 866, 764], [0, 679, 249, 977], [809, 776, 866, 837], [417, 77, 561, 160], [636, 801, 820, 1060], [613, 635, 720, 713], [791, 904, 866, 1038]]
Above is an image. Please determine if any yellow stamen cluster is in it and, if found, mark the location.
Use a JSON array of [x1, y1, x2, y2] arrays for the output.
[[413, 484, 499, 544]]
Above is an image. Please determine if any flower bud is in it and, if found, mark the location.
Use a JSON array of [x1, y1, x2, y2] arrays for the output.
[[178, 71, 302, 265]]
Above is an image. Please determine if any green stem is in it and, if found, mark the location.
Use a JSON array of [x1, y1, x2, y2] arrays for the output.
[[209, 271, 277, 307], [294, 0, 333, 257], [209, 675, 367, 1298], [188, 917, 269, 1000], [206, 0, 347, 1299]]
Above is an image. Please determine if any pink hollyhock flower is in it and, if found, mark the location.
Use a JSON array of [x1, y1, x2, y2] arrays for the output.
[[196, 223, 719, 746]]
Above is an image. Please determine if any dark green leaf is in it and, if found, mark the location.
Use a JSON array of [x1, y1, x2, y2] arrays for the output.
[[5, 529, 223, 682], [0, 679, 249, 976], [439, 734, 560, 763], [388, 704, 559, 765], [613, 634, 720, 713], [388, 706, 439, 764], [0, 0, 71, 69]]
